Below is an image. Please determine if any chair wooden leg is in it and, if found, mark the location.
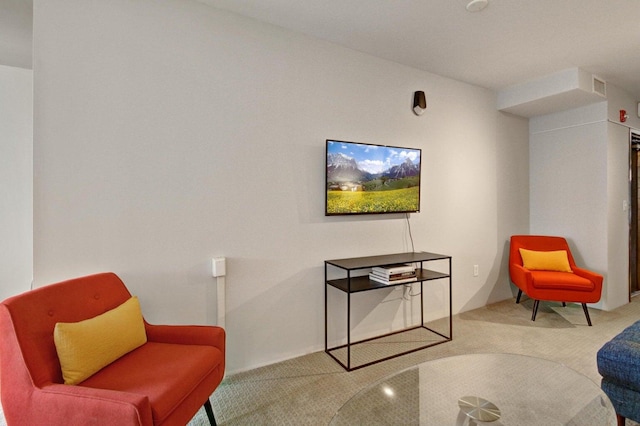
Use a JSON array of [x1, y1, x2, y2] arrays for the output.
[[204, 399, 217, 426], [516, 289, 523, 304], [616, 413, 625, 426], [582, 303, 593, 326], [531, 300, 540, 321]]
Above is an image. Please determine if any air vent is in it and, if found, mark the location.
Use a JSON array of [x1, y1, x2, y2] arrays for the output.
[[592, 76, 606, 97]]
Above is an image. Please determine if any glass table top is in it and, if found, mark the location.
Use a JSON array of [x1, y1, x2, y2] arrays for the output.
[[330, 353, 616, 425]]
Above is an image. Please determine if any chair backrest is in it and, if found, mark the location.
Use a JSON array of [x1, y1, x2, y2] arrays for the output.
[[0, 273, 133, 389], [509, 235, 578, 269]]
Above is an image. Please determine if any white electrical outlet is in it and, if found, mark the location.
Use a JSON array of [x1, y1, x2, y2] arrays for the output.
[[473, 265, 479, 277], [212, 257, 226, 277]]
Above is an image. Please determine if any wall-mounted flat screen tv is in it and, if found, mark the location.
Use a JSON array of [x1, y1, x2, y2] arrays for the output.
[[326, 139, 421, 215]]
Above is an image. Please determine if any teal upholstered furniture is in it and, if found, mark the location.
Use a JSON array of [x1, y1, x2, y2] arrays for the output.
[[597, 320, 640, 425]]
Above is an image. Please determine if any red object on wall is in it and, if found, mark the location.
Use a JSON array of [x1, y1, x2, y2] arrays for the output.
[[621, 109, 628, 122]]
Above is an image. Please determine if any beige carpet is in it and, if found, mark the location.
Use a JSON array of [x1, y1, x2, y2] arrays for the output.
[[200, 296, 640, 425], [1, 296, 637, 425]]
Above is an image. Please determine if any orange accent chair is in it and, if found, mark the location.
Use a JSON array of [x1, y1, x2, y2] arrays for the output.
[[0, 272, 225, 425], [509, 235, 603, 326]]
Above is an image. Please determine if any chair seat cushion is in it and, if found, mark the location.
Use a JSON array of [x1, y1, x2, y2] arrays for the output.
[[530, 271, 594, 292], [79, 341, 222, 424]]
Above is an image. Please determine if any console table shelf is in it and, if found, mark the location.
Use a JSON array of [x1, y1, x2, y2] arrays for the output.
[[324, 251, 452, 371], [327, 269, 450, 293]]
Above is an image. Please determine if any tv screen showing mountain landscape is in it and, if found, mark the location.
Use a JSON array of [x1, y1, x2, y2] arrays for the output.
[[326, 140, 421, 215]]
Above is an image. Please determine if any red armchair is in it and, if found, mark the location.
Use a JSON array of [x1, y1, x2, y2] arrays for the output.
[[509, 235, 603, 326], [0, 272, 225, 425]]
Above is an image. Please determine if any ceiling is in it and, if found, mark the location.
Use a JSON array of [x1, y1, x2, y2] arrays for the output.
[[198, 0, 640, 99], [3, 0, 640, 100]]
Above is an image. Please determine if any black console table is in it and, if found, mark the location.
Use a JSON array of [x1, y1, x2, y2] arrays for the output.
[[324, 252, 452, 371]]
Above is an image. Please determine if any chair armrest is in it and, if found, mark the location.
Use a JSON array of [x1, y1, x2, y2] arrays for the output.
[[34, 383, 153, 425], [509, 264, 532, 289], [573, 267, 604, 299], [573, 267, 604, 286], [145, 323, 225, 351]]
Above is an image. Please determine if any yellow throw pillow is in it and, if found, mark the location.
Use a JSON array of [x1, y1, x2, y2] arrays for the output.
[[54, 296, 147, 385], [519, 248, 572, 273]]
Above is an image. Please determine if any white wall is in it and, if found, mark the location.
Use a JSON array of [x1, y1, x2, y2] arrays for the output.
[[33, 0, 529, 373], [530, 81, 640, 311], [530, 103, 610, 308], [0, 64, 32, 301]]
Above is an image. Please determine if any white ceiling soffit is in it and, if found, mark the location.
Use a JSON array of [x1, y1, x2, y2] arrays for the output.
[[497, 68, 607, 118]]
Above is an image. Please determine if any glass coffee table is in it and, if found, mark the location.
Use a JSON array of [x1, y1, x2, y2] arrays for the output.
[[330, 353, 616, 425]]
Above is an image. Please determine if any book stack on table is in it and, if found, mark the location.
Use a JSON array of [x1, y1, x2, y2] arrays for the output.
[[369, 263, 417, 285]]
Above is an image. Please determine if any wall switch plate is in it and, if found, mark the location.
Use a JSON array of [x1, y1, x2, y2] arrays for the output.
[[473, 265, 479, 277]]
